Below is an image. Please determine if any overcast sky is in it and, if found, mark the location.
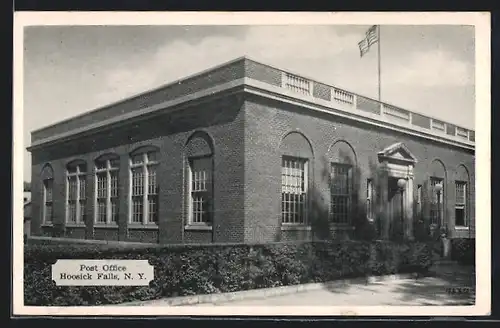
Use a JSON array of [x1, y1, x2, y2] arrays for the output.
[[23, 24, 475, 181]]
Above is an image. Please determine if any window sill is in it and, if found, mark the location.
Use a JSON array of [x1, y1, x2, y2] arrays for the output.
[[455, 226, 470, 230], [281, 225, 311, 231], [94, 224, 119, 229], [185, 224, 213, 231], [65, 223, 86, 228], [128, 224, 159, 230], [41, 223, 53, 227], [329, 224, 355, 230]]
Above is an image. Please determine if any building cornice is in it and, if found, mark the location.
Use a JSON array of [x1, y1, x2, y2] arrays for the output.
[[28, 58, 475, 153]]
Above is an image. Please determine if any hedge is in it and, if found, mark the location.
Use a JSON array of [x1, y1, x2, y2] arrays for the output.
[[24, 240, 433, 306], [451, 238, 475, 266]]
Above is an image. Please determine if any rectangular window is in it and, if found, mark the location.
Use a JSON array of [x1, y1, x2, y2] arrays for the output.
[[78, 176, 87, 223], [366, 179, 373, 221], [331, 163, 352, 224], [96, 172, 107, 223], [430, 177, 444, 225], [131, 167, 144, 224], [147, 166, 158, 223], [110, 171, 119, 222], [43, 179, 53, 224], [66, 164, 87, 224], [67, 176, 78, 223], [417, 184, 422, 216], [95, 159, 119, 224], [129, 151, 158, 225], [189, 157, 213, 224], [281, 157, 307, 224], [455, 181, 467, 227]]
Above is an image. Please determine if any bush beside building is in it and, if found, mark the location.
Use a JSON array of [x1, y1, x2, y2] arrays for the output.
[[24, 240, 432, 306]]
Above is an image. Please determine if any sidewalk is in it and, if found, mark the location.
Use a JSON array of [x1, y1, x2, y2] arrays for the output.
[[197, 264, 474, 306], [120, 262, 475, 307], [195, 262, 475, 307]]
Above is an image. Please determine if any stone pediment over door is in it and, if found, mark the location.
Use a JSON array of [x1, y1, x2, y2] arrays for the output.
[[378, 142, 418, 165]]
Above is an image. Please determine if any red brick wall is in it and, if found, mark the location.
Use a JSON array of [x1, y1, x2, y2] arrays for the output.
[[243, 95, 475, 242], [31, 94, 246, 244], [29, 90, 475, 245]]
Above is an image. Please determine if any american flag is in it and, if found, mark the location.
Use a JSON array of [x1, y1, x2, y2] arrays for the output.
[[358, 25, 379, 57]]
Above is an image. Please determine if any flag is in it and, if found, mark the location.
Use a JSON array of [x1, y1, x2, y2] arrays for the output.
[[358, 25, 379, 57]]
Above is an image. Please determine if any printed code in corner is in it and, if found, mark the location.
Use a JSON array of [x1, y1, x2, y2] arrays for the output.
[[445, 287, 472, 294]]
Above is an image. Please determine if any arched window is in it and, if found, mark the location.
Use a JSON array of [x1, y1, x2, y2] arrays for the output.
[[66, 160, 87, 224], [327, 140, 357, 225], [40, 164, 54, 225], [280, 132, 313, 225], [129, 146, 159, 225], [95, 154, 120, 225], [455, 165, 470, 228], [185, 132, 214, 225], [429, 159, 446, 226]]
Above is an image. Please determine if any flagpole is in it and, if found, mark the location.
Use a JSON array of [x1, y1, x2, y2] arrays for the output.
[[377, 25, 381, 102]]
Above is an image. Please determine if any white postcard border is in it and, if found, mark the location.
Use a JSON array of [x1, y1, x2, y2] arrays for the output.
[[13, 11, 491, 316]]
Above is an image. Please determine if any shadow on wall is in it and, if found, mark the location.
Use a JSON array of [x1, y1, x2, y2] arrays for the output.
[[248, 149, 438, 243]]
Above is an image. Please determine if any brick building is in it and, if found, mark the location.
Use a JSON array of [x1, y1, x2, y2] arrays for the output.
[[27, 57, 475, 244]]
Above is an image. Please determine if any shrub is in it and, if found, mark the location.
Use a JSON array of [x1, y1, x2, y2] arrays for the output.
[[451, 238, 475, 266], [24, 239, 432, 306]]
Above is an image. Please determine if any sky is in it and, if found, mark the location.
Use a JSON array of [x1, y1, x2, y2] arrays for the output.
[[23, 24, 475, 182]]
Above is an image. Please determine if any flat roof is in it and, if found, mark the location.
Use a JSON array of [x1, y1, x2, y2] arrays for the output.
[[28, 56, 475, 151]]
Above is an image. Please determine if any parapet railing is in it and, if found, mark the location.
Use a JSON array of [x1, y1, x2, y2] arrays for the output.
[[281, 72, 475, 143]]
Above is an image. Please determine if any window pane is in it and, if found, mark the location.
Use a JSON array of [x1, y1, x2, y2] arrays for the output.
[[111, 199, 118, 222], [281, 157, 307, 224], [109, 158, 120, 169], [79, 200, 86, 222], [455, 208, 465, 226], [68, 177, 77, 201], [455, 182, 466, 204], [191, 157, 212, 192], [44, 179, 53, 202], [95, 160, 107, 170], [79, 176, 86, 199], [192, 193, 208, 223], [148, 166, 158, 195], [97, 200, 107, 223], [110, 171, 118, 197], [132, 168, 144, 196], [97, 173, 107, 199], [430, 177, 444, 224], [330, 164, 351, 224], [68, 202, 77, 223], [131, 154, 143, 165], [147, 151, 158, 163], [132, 197, 143, 223], [44, 204, 52, 223], [78, 164, 87, 173], [148, 195, 158, 223]]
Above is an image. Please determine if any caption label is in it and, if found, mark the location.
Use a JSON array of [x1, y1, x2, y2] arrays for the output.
[[51, 260, 154, 286]]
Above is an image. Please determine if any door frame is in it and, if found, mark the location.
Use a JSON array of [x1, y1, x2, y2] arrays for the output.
[[377, 143, 418, 240]]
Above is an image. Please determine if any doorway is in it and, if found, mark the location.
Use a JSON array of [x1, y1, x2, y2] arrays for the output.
[[387, 177, 404, 240]]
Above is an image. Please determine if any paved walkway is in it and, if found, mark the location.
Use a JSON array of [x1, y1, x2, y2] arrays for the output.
[[193, 263, 475, 307]]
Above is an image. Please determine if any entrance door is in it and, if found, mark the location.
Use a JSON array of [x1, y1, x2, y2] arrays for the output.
[[387, 177, 403, 240]]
